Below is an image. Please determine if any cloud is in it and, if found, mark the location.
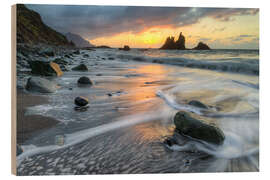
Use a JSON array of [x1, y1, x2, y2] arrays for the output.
[[225, 34, 259, 45], [212, 27, 226, 33], [26, 5, 259, 40]]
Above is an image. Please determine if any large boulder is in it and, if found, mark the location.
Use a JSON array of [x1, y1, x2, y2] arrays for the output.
[[74, 96, 89, 107], [193, 42, 210, 50], [77, 76, 93, 85], [72, 64, 88, 71], [25, 77, 59, 93], [174, 111, 225, 145], [28, 60, 63, 76]]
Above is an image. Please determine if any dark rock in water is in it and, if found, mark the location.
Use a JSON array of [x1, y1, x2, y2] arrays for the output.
[[96, 73, 102, 76], [102, 58, 106, 60], [28, 60, 63, 76], [77, 76, 93, 85], [107, 93, 112, 97], [17, 145, 23, 156], [152, 59, 163, 64], [53, 58, 68, 65], [59, 64, 68, 71], [174, 111, 225, 145], [74, 105, 89, 111], [163, 137, 178, 147], [193, 42, 211, 50], [26, 77, 58, 93], [39, 48, 54, 57], [119, 45, 130, 51], [108, 57, 115, 60], [188, 100, 208, 109], [74, 96, 89, 107], [64, 54, 71, 58], [83, 54, 89, 58], [95, 45, 111, 49], [160, 32, 186, 50], [72, 64, 88, 71], [73, 50, 80, 54]]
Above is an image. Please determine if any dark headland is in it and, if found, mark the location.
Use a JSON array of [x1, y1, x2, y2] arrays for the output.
[[160, 32, 211, 50]]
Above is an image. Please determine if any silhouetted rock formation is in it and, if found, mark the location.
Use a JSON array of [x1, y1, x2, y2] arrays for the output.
[[119, 45, 130, 51], [175, 32, 186, 49], [193, 42, 211, 50], [160, 32, 211, 50], [160, 32, 186, 50]]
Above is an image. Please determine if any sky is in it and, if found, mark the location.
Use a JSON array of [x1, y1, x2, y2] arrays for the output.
[[26, 4, 259, 49]]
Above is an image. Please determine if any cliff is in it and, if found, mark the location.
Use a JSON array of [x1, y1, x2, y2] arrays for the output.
[[16, 4, 73, 46]]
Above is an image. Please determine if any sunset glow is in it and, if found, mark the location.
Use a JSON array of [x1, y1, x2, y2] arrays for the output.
[[27, 5, 259, 49]]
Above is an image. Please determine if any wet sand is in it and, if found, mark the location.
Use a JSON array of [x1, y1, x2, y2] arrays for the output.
[[17, 89, 59, 144]]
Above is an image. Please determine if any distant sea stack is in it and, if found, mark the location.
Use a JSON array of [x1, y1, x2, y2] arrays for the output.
[[16, 4, 73, 46], [160, 32, 211, 50], [193, 42, 210, 50], [65, 32, 95, 48]]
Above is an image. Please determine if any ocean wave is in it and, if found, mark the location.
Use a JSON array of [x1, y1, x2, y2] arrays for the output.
[[114, 53, 259, 75]]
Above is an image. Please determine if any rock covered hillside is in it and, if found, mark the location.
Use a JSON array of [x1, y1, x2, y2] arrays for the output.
[[16, 4, 73, 46], [66, 32, 95, 47]]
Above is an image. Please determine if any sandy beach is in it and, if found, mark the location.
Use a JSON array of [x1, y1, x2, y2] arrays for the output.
[[17, 89, 59, 144]]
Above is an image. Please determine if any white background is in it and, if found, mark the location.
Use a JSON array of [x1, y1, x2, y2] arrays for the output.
[[0, 0, 269, 179]]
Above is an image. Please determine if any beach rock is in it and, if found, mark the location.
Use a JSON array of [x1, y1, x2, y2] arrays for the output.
[[59, 64, 68, 71], [72, 64, 88, 71], [163, 137, 178, 147], [77, 76, 93, 85], [28, 60, 63, 76], [53, 58, 68, 65], [74, 96, 89, 107], [25, 77, 58, 93], [16, 145, 23, 156], [193, 42, 210, 50], [119, 45, 130, 51], [73, 50, 80, 54], [39, 47, 54, 57], [188, 100, 208, 109], [174, 111, 225, 145]]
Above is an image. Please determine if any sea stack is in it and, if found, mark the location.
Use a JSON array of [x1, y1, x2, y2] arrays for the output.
[[160, 32, 186, 50], [193, 42, 211, 50], [160, 32, 210, 50]]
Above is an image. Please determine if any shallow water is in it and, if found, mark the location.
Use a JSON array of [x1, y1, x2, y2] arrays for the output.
[[17, 49, 259, 175]]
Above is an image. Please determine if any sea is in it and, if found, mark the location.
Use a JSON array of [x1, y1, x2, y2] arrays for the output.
[[17, 48, 259, 174]]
